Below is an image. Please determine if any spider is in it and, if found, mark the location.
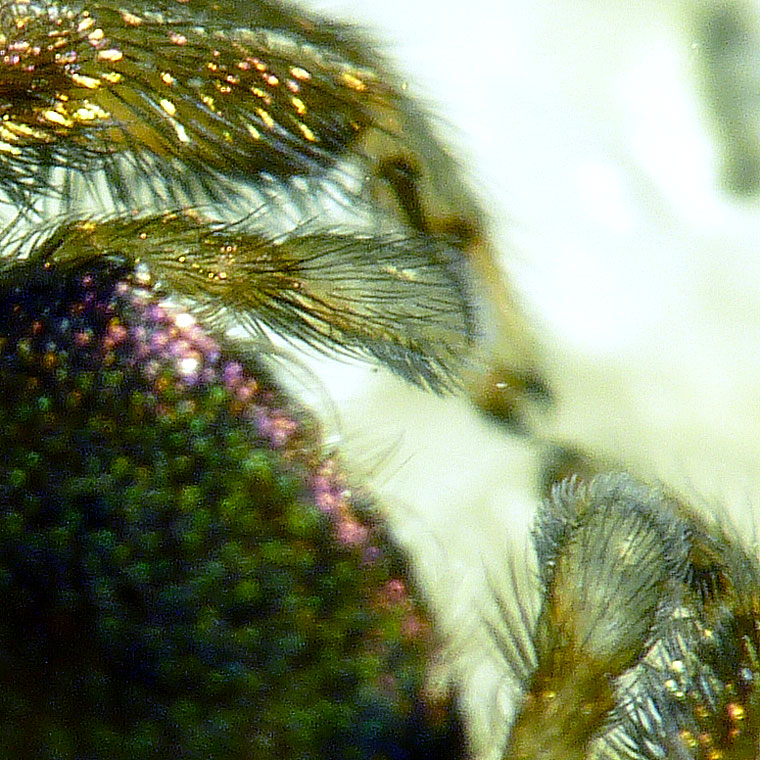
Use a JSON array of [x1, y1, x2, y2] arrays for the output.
[[0, 0, 489, 756], [0, 1, 759, 759]]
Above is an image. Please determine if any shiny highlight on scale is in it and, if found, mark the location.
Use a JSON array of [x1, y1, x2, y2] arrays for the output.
[[0, 0, 548, 422], [0, 1, 759, 760]]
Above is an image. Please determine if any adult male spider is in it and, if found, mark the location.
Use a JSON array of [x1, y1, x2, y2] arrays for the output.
[[3, 1, 760, 760]]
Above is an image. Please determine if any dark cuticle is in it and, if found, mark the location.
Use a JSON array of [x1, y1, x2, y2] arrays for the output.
[[378, 155, 428, 232]]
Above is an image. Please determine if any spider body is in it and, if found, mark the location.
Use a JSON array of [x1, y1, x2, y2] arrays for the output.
[[0, 1, 490, 757], [2, 3, 760, 760]]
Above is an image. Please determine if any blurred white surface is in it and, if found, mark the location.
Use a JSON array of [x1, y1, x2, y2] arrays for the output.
[[287, 2, 760, 757]]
